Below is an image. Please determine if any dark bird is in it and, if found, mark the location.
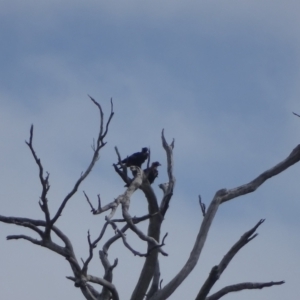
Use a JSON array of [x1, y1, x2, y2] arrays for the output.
[[117, 147, 149, 168], [144, 161, 161, 184]]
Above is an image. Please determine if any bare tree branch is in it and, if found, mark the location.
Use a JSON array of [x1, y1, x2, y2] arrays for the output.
[[131, 131, 174, 300], [150, 145, 300, 300], [86, 275, 119, 300], [0, 214, 82, 280], [66, 277, 102, 300], [198, 195, 206, 217], [106, 217, 149, 257], [195, 219, 265, 300], [121, 199, 168, 256], [160, 129, 176, 216], [51, 97, 114, 225], [6, 234, 42, 244], [102, 214, 154, 255], [149, 189, 225, 300], [113, 163, 131, 186], [84, 191, 122, 216], [2, 100, 299, 300], [146, 260, 161, 299], [206, 281, 284, 300], [99, 250, 118, 300], [81, 231, 95, 275], [25, 125, 51, 237], [113, 146, 130, 184], [221, 144, 300, 203]]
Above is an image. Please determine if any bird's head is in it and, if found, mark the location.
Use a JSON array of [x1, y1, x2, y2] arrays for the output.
[[142, 147, 149, 153], [152, 161, 161, 167]]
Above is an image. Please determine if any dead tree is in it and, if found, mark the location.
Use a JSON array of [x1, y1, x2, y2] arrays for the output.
[[1, 98, 300, 300]]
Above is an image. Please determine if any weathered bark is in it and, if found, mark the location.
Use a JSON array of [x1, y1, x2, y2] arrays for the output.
[[150, 145, 300, 300], [206, 281, 284, 300], [1, 100, 299, 300], [130, 130, 175, 300], [195, 219, 265, 300]]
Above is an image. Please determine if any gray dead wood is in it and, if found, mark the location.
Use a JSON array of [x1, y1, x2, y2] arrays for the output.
[[206, 281, 284, 300], [195, 219, 265, 300], [149, 144, 300, 300], [130, 130, 175, 300]]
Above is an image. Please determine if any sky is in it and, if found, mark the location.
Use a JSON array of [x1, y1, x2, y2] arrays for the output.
[[0, 1, 300, 299]]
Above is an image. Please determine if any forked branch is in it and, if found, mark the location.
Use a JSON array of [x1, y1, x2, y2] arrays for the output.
[[25, 125, 51, 236], [52, 97, 114, 225], [131, 131, 174, 300], [221, 144, 300, 203], [195, 219, 265, 300], [150, 144, 300, 300]]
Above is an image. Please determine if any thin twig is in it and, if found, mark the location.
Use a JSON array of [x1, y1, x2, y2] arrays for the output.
[[51, 98, 114, 225], [198, 195, 206, 216]]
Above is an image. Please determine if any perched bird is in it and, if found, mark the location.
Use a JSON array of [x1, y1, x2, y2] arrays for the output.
[[117, 147, 149, 168], [144, 161, 161, 184]]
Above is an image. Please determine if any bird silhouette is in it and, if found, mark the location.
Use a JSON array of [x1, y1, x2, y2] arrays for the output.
[[117, 147, 149, 168]]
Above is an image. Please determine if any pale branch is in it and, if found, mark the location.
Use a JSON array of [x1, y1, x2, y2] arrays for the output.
[[66, 277, 99, 300], [146, 260, 161, 299], [25, 125, 51, 235], [195, 219, 265, 300], [121, 194, 168, 256], [89, 96, 114, 147], [84, 191, 100, 213], [206, 281, 284, 300], [150, 189, 225, 300], [147, 232, 168, 256], [82, 231, 94, 275], [6, 234, 42, 245], [112, 213, 155, 223], [6, 233, 71, 259], [221, 144, 300, 203], [114, 146, 129, 181], [81, 216, 125, 276], [102, 215, 154, 255], [114, 146, 123, 164], [84, 284, 101, 300], [113, 163, 131, 186], [0, 216, 42, 237], [99, 254, 118, 300], [91, 165, 144, 221], [160, 129, 175, 216], [106, 214, 160, 257], [146, 147, 151, 169], [0, 215, 81, 275], [102, 223, 130, 254], [0, 216, 74, 251], [93, 222, 110, 246], [106, 218, 142, 256], [159, 280, 163, 290], [158, 183, 168, 194], [198, 195, 206, 217], [86, 274, 119, 300], [149, 144, 300, 300], [67, 273, 119, 300], [99, 250, 118, 284], [96, 167, 158, 257], [51, 98, 114, 225], [131, 132, 174, 300], [84, 192, 121, 216]]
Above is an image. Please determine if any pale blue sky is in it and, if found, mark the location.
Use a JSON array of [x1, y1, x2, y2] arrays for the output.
[[1, 1, 300, 299]]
